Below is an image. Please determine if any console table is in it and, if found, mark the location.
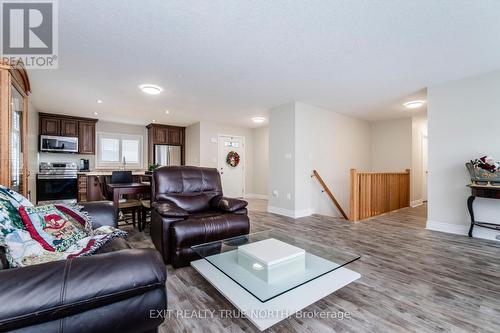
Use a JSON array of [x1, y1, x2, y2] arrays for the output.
[[467, 184, 500, 237]]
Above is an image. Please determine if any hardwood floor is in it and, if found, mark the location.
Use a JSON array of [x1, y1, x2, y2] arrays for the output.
[[125, 201, 500, 333]]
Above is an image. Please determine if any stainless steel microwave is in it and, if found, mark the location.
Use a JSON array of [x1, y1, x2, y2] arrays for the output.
[[40, 135, 79, 153]]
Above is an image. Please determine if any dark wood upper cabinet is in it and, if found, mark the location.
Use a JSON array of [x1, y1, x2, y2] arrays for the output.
[[60, 119, 79, 137], [168, 127, 182, 145], [39, 113, 97, 154], [146, 123, 185, 165], [40, 117, 60, 135], [78, 121, 96, 155], [153, 126, 167, 144]]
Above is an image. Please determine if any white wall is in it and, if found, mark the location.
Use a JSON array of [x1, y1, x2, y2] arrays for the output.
[[185, 122, 200, 166], [427, 69, 500, 241], [268, 103, 296, 212], [295, 102, 372, 217], [268, 102, 372, 218], [370, 118, 412, 172], [251, 126, 269, 198]]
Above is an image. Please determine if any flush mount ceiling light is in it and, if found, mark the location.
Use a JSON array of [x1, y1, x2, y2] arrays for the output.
[[252, 116, 266, 123], [152, 119, 156, 123], [165, 110, 170, 114], [403, 100, 425, 109], [93, 112, 98, 115], [139, 84, 163, 95], [96, 99, 103, 104]]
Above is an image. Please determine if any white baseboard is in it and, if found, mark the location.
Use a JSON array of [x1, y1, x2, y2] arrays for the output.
[[425, 220, 469, 235], [245, 193, 269, 200], [267, 205, 314, 219], [426, 220, 500, 241], [410, 199, 424, 208]]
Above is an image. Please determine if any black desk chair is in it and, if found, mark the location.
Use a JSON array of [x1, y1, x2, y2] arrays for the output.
[[110, 171, 142, 228]]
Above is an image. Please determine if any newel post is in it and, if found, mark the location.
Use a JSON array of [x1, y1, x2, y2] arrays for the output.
[[349, 169, 359, 221]]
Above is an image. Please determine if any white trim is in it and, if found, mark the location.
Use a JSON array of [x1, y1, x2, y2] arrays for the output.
[[426, 220, 469, 235], [96, 132, 144, 169], [426, 220, 500, 241], [245, 193, 269, 200], [410, 199, 424, 207], [217, 134, 245, 196], [267, 206, 314, 219]]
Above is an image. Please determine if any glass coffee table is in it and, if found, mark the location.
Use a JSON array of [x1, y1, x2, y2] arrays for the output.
[[191, 230, 361, 331]]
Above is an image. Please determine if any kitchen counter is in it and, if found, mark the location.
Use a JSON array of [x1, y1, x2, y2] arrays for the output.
[[77, 170, 149, 176]]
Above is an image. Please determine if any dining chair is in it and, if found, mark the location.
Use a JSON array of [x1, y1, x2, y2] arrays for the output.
[[110, 171, 142, 228]]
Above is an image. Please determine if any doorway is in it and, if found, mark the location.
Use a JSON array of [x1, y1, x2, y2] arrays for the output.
[[218, 135, 245, 198]]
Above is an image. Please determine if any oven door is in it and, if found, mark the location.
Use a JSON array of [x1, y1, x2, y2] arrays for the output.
[[36, 177, 78, 204]]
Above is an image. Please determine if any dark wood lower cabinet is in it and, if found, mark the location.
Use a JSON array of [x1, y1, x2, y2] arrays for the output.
[[78, 175, 104, 202]]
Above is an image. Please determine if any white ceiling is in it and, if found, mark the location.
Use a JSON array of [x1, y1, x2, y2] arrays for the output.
[[28, 0, 500, 127]]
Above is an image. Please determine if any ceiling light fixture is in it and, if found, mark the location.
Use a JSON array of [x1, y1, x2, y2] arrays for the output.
[[165, 110, 170, 114], [403, 100, 425, 109], [96, 99, 103, 104], [94, 112, 98, 115], [252, 116, 266, 123], [152, 119, 156, 123], [139, 84, 163, 95]]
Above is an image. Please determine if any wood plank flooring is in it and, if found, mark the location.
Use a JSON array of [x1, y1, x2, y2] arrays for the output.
[[125, 201, 500, 333]]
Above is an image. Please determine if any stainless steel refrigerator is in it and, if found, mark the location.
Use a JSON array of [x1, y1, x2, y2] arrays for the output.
[[154, 145, 182, 166]]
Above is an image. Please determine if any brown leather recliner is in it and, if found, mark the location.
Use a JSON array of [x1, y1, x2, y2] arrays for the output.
[[150, 166, 250, 268]]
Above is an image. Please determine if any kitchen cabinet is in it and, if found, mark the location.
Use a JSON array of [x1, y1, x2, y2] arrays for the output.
[[0, 61, 31, 197], [78, 121, 96, 155], [146, 123, 185, 165], [40, 117, 60, 135], [78, 175, 104, 202], [168, 127, 182, 145], [39, 113, 98, 154], [153, 126, 167, 144], [60, 119, 79, 137]]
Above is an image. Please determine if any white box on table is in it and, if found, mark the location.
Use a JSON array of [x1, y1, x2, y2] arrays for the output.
[[237, 238, 305, 283]]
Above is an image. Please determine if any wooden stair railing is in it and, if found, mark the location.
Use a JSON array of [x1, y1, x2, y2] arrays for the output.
[[349, 168, 410, 221], [311, 170, 348, 219]]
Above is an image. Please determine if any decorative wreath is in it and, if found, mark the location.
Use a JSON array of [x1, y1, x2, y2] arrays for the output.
[[226, 151, 240, 167]]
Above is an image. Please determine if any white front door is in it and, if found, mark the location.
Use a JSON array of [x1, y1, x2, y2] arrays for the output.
[[218, 135, 244, 198]]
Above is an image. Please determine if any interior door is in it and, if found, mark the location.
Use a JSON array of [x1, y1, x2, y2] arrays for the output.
[[218, 135, 244, 198]]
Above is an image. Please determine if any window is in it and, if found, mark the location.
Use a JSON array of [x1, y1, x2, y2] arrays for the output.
[[97, 133, 143, 168]]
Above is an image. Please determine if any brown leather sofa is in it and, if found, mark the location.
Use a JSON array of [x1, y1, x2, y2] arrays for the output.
[[0, 201, 166, 333], [150, 166, 250, 268]]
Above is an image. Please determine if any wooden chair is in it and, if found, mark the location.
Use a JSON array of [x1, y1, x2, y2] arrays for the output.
[[109, 171, 142, 228], [139, 175, 152, 232]]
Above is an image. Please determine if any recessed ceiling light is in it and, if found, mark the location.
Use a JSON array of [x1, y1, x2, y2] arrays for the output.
[[252, 116, 266, 123], [93, 112, 98, 115], [165, 110, 170, 114], [403, 100, 425, 109], [96, 99, 103, 104], [139, 84, 162, 95], [152, 119, 156, 123]]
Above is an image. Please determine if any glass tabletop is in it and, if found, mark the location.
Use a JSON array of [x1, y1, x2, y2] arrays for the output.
[[191, 229, 360, 302]]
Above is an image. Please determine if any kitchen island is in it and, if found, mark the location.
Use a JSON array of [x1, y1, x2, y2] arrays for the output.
[[77, 170, 150, 202]]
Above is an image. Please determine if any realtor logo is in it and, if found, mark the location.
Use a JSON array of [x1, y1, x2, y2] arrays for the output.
[[1, 0, 58, 69]]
